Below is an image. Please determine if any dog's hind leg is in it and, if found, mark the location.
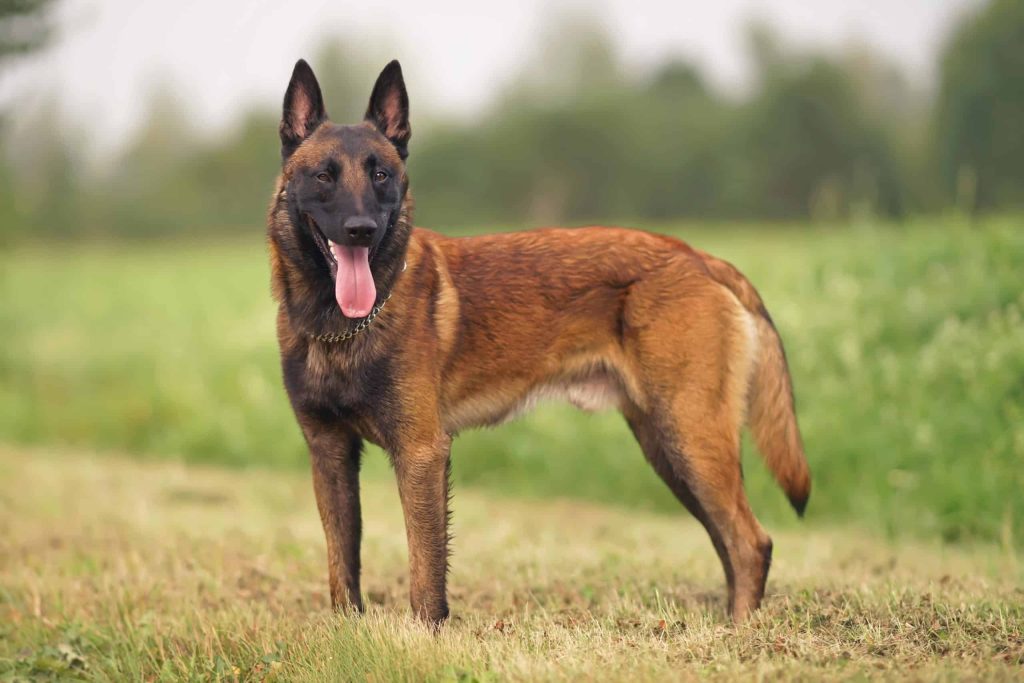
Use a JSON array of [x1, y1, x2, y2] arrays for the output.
[[622, 277, 772, 621], [625, 405, 772, 622]]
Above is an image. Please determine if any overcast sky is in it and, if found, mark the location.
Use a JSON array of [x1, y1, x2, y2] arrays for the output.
[[0, 0, 981, 156]]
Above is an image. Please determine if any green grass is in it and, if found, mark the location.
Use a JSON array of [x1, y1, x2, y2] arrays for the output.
[[1, 217, 1023, 543], [1, 446, 1021, 681]]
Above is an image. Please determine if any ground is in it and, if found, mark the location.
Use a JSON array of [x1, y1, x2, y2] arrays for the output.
[[1, 446, 1021, 681]]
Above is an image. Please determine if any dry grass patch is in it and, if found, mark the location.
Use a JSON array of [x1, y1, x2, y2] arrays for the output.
[[1, 446, 1021, 681]]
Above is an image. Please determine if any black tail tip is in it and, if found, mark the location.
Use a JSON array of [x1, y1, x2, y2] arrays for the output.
[[790, 491, 809, 518]]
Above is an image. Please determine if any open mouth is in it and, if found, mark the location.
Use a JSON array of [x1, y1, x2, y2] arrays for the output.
[[306, 214, 337, 276], [305, 214, 378, 319]]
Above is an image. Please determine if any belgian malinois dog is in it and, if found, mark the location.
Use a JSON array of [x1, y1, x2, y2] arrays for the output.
[[268, 59, 810, 625]]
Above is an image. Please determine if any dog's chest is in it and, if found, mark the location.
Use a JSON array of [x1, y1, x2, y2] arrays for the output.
[[282, 344, 394, 423]]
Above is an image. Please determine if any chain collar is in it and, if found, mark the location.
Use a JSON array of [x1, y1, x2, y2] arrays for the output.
[[307, 260, 407, 344], [308, 292, 392, 343]]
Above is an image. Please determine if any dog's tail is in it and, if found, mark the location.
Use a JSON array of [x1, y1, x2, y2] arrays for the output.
[[697, 249, 811, 516]]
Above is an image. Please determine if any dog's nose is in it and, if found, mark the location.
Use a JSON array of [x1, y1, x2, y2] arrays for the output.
[[343, 216, 377, 243]]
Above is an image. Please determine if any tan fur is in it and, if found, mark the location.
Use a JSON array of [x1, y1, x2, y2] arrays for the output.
[[270, 70, 810, 623], [273, 211, 812, 623], [693, 248, 811, 512]]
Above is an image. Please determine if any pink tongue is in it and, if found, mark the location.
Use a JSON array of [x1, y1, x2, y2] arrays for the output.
[[330, 244, 376, 318]]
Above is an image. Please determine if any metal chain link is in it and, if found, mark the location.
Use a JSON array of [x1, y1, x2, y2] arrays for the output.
[[309, 290, 393, 343]]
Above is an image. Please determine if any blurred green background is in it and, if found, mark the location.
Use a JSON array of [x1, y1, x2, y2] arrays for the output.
[[1, 0, 1022, 545]]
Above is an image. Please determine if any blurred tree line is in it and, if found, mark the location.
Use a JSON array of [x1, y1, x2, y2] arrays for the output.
[[1, 0, 1022, 241]]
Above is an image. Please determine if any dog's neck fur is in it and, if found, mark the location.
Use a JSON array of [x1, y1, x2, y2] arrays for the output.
[[270, 182, 415, 339]]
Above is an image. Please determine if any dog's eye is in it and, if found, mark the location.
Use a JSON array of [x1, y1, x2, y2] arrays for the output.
[[316, 172, 331, 183], [373, 170, 389, 183]]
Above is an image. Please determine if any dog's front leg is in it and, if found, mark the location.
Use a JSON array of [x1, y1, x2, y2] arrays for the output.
[[303, 419, 364, 613], [393, 433, 452, 625]]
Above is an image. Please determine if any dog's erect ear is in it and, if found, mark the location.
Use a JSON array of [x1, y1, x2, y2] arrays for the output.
[[280, 59, 327, 160], [365, 60, 411, 159]]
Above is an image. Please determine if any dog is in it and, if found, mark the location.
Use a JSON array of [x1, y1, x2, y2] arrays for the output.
[[267, 59, 810, 625]]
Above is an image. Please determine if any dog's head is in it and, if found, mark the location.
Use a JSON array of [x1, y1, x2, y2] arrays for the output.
[[278, 59, 411, 319]]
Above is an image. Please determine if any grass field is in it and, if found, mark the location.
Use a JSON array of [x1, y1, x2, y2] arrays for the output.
[[2, 446, 1022, 681], [2, 217, 1022, 544], [2, 218, 1023, 680]]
